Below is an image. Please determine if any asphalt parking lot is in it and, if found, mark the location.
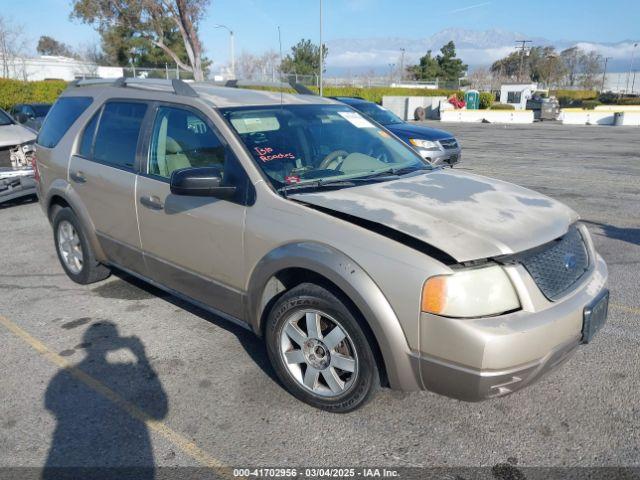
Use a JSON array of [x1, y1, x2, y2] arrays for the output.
[[0, 121, 639, 474]]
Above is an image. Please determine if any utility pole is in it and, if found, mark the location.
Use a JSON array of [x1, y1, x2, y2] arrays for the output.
[[214, 24, 236, 79], [626, 43, 638, 93], [515, 40, 532, 82], [399, 48, 406, 82], [601, 57, 612, 92], [319, 0, 323, 96]]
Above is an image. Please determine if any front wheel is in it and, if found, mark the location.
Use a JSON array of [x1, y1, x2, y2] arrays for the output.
[[265, 283, 379, 412]]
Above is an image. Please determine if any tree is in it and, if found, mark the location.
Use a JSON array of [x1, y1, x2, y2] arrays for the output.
[[490, 50, 522, 79], [409, 41, 467, 82], [408, 50, 439, 80], [280, 39, 327, 76], [0, 15, 28, 79], [71, 0, 210, 80], [37, 36, 75, 57], [560, 46, 581, 87], [579, 50, 603, 89], [437, 41, 467, 82], [237, 50, 280, 81]]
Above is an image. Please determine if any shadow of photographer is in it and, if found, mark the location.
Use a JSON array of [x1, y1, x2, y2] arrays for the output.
[[43, 321, 168, 480]]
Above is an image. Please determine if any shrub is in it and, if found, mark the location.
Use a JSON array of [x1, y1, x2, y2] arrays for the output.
[[597, 92, 640, 105], [0, 79, 67, 110], [243, 85, 461, 104], [550, 89, 598, 101], [581, 100, 602, 109], [479, 92, 494, 109], [490, 103, 515, 110]]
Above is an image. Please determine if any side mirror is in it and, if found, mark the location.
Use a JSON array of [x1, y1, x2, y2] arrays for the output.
[[169, 166, 236, 199]]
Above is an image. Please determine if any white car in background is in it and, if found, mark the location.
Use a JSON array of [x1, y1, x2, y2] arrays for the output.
[[0, 108, 38, 204]]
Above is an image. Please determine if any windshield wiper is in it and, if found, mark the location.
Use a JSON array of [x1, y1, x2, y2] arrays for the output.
[[355, 165, 431, 180], [278, 179, 357, 194]]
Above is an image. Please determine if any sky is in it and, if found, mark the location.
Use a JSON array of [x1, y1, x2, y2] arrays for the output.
[[4, 0, 640, 71]]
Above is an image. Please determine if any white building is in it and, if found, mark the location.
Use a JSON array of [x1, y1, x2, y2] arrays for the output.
[[0, 55, 123, 81], [499, 83, 538, 110]]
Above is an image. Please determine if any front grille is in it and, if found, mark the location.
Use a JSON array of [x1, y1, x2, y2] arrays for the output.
[[439, 138, 458, 150], [0, 146, 14, 168], [518, 227, 590, 300]]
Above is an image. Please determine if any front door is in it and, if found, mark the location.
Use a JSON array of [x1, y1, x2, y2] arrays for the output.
[[136, 105, 247, 319], [68, 100, 148, 273]]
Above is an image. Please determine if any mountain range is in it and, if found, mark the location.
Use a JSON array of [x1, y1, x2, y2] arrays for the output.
[[325, 28, 638, 75]]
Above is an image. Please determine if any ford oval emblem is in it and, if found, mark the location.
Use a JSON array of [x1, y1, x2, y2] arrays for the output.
[[563, 253, 577, 271]]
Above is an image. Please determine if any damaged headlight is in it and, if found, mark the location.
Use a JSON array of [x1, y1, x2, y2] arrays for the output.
[[421, 265, 520, 318], [409, 139, 440, 151]]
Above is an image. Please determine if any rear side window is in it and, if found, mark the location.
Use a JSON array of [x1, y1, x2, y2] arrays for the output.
[[93, 101, 147, 170], [37, 97, 93, 148]]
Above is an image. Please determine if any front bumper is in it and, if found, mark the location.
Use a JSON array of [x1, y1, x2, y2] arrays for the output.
[[416, 252, 608, 401], [416, 146, 461, 166], [0, 169, 37, 204]]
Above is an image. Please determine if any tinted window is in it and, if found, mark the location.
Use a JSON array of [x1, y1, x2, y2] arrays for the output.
[[93, 102, 147, 170], [149, 106, 225, 178], [0, 109, 13, 126], [38, 97, 93, 148], [78, 110, 100, 158], [32, 105, 51, 117]]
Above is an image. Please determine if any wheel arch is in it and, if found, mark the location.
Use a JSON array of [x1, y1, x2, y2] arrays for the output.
[[44, 181, 107, 263], [246, 242, 422, 391]]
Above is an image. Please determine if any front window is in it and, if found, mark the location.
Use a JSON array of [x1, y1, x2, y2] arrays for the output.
[[0, 109, 13, 126], [349, 102, 403, 126], [221, 104, 429, 189]]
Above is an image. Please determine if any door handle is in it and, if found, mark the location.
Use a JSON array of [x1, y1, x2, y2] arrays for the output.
[[70, 171, 86, 183], [140, 195, 164, 210]]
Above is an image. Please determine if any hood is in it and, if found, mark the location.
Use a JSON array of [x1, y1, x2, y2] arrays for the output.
[[0, 124, 36, 148], [387, 123, 454, 141], [291, 170, 578, 263]]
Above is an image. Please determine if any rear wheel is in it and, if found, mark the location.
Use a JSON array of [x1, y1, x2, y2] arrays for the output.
[[53, 208, 110, 284], [266, 283, 379, 412]]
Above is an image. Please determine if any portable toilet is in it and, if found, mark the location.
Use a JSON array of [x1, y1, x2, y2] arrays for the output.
[[464, 90, 480, 110]]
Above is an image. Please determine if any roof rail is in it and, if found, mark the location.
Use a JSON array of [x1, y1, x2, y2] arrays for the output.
[[69, 77, 198, 98]]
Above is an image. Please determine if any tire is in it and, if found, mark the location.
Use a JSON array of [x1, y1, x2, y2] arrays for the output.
[[53, 207, 110, 285], [265, 283, 379, 412]]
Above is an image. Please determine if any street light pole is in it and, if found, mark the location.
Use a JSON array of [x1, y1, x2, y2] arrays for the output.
[[319, 0, 323, 96], [214, 24, 235, 79], [399, 48, 406, 83], [601, 57, 611, 92]]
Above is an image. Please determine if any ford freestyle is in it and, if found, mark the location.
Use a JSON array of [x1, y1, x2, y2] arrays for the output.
[[35, 79, 609, 412]]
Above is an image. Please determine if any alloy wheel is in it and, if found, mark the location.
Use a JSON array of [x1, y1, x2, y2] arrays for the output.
[[57, 220, 83, 274]]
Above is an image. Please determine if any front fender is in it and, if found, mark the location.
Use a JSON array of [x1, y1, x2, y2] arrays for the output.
[[246, 242, 422, 391]]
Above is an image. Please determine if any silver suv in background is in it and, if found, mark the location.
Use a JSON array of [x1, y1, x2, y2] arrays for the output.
[[35, 79, 608, 412]]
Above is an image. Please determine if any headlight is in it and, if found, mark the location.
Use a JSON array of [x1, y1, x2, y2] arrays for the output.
[[409, 138, 440, 150], [421, 265, 520, 318]]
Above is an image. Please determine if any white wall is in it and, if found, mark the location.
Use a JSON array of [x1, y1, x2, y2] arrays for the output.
[[1, 55, 123, 81]]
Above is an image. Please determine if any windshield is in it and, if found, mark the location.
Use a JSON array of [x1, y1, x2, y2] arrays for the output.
[[32, 105, 51, 117], [349, 102, 403, 126], [221, 104, 429, 189], [0, 110, 13, 126]]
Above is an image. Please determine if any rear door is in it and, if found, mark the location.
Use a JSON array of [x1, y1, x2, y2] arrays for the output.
[[68, 100, 148, 274], [136, 104, 248, 319]]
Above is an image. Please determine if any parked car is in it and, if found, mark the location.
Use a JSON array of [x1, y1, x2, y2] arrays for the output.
[[0, 108, 37, 204], [36, 79, 608, 412], [331, 96, 461, 166], [10, 103, 52, 132]]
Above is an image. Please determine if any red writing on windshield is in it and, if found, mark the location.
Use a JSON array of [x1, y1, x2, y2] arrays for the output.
[[254, 146, 295, 162]]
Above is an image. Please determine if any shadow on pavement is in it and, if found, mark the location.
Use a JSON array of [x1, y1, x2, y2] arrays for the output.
[[583, 220, 640, 247], [43, 322, 168, 480]]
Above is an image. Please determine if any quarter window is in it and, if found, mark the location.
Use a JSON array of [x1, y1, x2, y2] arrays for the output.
[[148, 106, 225, 178], [37, 97, 93, 148], [93, 101, 147, 170]]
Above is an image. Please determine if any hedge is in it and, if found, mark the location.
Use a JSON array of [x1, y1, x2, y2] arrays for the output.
[[549, 89, 598, 101], [489, 103, 515, 110], [0, 79, 67, 111]]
